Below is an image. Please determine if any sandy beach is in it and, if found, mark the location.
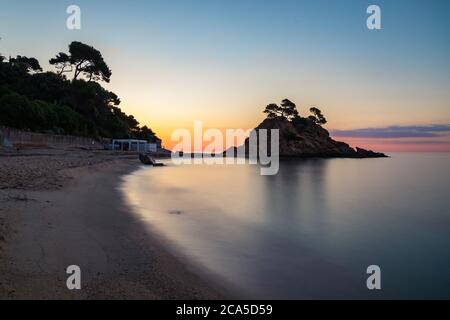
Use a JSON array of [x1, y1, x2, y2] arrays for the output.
[[0, 148, 225, 299]]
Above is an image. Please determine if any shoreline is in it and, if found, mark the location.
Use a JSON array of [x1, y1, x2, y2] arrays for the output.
[[0, 151, 227, 299]]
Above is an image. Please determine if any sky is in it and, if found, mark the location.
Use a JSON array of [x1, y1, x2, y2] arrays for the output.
[[1, 0, 449, 151]]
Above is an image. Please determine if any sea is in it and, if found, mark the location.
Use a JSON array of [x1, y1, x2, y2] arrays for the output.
[[121, 153, 450, 299]]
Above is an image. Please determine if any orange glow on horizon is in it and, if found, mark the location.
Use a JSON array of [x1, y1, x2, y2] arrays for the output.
[[159, 125, 251, 152], [155, 127, 450, 153]]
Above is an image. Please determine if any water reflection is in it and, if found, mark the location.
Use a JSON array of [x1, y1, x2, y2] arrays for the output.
[[122, 154, 450, 299]]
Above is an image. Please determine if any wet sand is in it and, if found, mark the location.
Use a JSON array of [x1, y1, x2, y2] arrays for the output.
[[0, 149, 226, 299]]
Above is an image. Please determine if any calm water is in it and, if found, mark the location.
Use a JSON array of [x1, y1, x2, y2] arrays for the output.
[[122, 153, 450, 299]]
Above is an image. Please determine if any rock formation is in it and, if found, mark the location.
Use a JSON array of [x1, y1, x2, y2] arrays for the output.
[[232, 117, 387, 158]]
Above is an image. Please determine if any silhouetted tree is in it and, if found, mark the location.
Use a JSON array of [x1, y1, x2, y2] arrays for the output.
[[49, 52, 72, 76], [133, 125, 159, 142], [10, 55, 42, 73], [263, 99, 301, 121], [1, 44, 160, 141], [50, 41, 112, 83], [280, 99, 299, 120], [264, 103, 281, 119], [309, 107, 327, 125]]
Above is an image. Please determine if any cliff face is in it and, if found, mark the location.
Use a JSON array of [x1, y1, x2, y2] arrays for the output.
[[239, 117, 387, 158]]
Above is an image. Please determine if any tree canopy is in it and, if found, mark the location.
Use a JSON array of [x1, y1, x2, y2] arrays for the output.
[[263, 99, 299, 121], [263, 99, 328, 127], [0, 42, 159, 142], [10, 56, 42, 73], [49, 52, 72, 76], [309, 107, 327, 125], [49, 41, 112, 83]]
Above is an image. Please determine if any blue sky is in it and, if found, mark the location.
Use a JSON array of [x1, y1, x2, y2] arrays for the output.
[[1, 0, 450, 151]]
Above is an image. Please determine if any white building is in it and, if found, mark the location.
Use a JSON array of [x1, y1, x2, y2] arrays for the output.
[[111, 139, 157, 153]]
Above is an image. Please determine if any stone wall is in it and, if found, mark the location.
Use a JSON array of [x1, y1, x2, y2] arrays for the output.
[[0, 126, 105, 149]]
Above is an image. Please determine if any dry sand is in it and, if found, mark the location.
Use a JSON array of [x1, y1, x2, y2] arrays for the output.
[[0, 148, 226, 299]]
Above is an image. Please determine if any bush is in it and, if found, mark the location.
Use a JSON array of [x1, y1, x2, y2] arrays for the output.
[[0, 93, 34, 129], [0, 93, 96, 136]]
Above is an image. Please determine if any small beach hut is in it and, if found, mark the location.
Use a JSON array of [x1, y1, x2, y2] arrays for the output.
[[111, 139, 157, 153]]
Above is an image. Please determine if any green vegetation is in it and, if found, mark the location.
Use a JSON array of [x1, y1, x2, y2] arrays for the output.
[[263, 99, 327, 127], [0, 41, 160, 143]]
